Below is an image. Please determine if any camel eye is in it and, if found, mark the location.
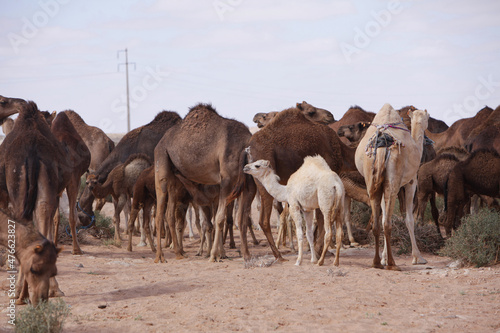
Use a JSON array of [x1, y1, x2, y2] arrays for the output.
[[256, 165, 260, 169]]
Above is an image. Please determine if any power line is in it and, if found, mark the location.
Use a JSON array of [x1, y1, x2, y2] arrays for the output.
[[117, 48, 136, 133]]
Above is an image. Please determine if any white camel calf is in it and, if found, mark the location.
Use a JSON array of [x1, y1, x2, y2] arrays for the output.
[[244, 155, 345, 266]]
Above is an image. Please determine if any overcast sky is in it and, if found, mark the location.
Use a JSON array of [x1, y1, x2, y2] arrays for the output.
[[1, 0, 499, 133]]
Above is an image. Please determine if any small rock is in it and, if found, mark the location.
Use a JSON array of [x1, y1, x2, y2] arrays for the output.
[[75, 264, 84, 268], [98, 304, 107, 309], [447, 260, 463, 269]]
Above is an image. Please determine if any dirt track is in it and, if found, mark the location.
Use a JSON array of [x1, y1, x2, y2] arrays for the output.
[[1, 203, 499, 332]]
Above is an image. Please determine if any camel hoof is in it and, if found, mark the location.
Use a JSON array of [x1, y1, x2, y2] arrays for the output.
[[154, 254, 166, 263], [50, 289, 65, 297], [175, 254, 185, 260], [412, 257, 428, 265], [229, 244, 236, 249], [253, 240, 260, 245], [15, 299, 27, 305], [294, 262, 301, 266], [208, 256, 217, 262], [72, 249, 83, 255], [137, 242, 147, 247], [372, 263, 385, 269], [277, 256, 288, 263], [317, 261, 324, 266], [386, 265, 401, 271], [350, 242, 360, 247]]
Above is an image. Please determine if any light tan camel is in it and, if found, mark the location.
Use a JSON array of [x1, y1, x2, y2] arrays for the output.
[[355, 104, 429, 270], [244, 155, 345, 266], [86, 154, 151, 245], [0, 209, 61, 305]]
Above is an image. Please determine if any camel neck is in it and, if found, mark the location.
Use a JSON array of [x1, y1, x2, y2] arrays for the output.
[[257, 170, 288, 203], [411, 124, 426, 157], [92, 182, 112, 199]]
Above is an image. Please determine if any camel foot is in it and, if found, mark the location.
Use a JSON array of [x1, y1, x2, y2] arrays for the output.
[[49, 289, 65, 298], [294, 261, 301, 266], [386, 265, 401, 271], [15, 298, 27, 305], [72, 248, 83, 255], [350, 242, 360, 247], [175, 253, 185, 260], [317, 260, 324, 266], [154, 253, 166, 263], [277, 256, 288, 263], [229, 243, 236, 249], [372, 262, 385, 269], [208, 256, 223, 263], [333, 261, 340, 267], [412, 256, 428, 265], [195, 252, 202, 257], [253, 240, 261, 245], [137, 241, 147, 247], [127, 244, 132, 252]]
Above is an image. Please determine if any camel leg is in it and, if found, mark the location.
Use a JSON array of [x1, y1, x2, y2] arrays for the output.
[[343, 197, 359, 247], [197, 207, 208, 256], [382, 191, 400, 270], [256, 187, 285, 261], [144, 205, 156, 253], [66, 181, 84, 255], [126, 207, 140, 252], [333, 210, 344, 267], [289, 203, 305, 266], [154, 172, 168, 263], [54, 207, 61, 247], [247, 215, 260, 245], [429, 193, 442, 238], [313, 209, 325, 258], [209, 197, 227, 262], [404, 182, 427, 265], [277, 203, 287, 248], [16, 278, 29, 305], [317, 209, 331, 266], [137, 209, 147, 247], [370, 193, 384, 269], [175, 201, 188, 256], [223, 202, 236, 249], [303, 211, 318, 264], [287, 212, 295, 252], [113, 195, 127, 246], [186, 205, 195, 239]]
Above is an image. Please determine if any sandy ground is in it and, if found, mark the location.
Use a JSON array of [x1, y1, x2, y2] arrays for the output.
[[1, 203, 499, 333]]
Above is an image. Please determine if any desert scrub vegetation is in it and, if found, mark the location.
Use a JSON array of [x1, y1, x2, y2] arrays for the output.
[[15, 298, 70, 333], [439, 208, 500, 267]]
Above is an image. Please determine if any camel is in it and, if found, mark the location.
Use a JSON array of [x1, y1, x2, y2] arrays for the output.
[[355, 104, 429, 270], [0, 95, 24, 120], [154, 103, 256, 263], [464, 105, 500, 153], [126, 166, 156, 252], [426, 106, 493, 151], [0, 209, 61, 306], [85, 154, 151, 245], [63, 110, 115, 173], [329, 106, 375, 133], [253, 101, 335, 128], [444, 149, 500, 236], [78, 111, 182, 226], [244, 156, 345, 266], [398, 106, 448, 133], [230, 107, 361, 261], [337, 121, 371, 146], [1, 117, 14, 136]]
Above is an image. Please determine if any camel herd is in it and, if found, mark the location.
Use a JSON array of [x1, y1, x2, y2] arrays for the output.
[[0, 94, 499, 306]]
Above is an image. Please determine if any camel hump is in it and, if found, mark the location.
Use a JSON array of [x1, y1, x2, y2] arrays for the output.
[[303, 155, 331, 172], [22, 101, 39, 117], [123, 153, 152, 167]]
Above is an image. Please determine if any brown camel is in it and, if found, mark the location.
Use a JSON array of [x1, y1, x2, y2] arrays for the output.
[[398, 106, 448, 133], [85, 154, 151, 245], [63, 110, 115, 173], [355, 104, 429, 270], [0, 209, 61, 306], [78, 111, 182, 226], [329, 106, 375, 132], [464, 105, 500, 153], [154, 104, 255, 263], [0, 95, 24, 120], [426, 106, 493, 151], [126, 166, 156, 252], [444, 149, 500, 236], [253, 101, 335, 128], [231, 106, 360, 261], [0, 117, 14, 136], [337, 121, 371, 146]]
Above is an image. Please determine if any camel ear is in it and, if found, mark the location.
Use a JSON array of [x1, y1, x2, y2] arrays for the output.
[[296, 102, 303, 110], [407, 109, 414, 118], [262, 160, 270, 167], [34, 245, 43, 254]]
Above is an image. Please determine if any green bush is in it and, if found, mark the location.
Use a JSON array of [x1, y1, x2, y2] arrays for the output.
[[439, 208, 500, 267], [15, 298, 70, 333]]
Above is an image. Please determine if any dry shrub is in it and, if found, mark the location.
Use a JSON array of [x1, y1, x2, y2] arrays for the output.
[[15, 298, 70, 333], [57, 211, 114, 246], [439, 209, 500, 267], [244, 255, 278, 269]]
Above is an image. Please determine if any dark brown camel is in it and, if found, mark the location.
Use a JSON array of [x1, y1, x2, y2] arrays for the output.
[[464, 105, 500, 153], [0, 209, 61, 306], [337, 121, 371, 146], [63, 110, 115, 173], [231, 107, 360, 261], [85, 154, 151, 245], [444, 149, 500, 236], [253, 101, 335, 128], [78, 111, 182, 226], [0, 95, 24, 120], [154, 104, 255, 263], [398, 106, 449, 133], [426, 106, 494, 151]]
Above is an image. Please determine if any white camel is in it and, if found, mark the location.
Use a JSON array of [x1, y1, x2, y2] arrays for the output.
[[244, 155, 345, 266], [355, 103, 429, 270]]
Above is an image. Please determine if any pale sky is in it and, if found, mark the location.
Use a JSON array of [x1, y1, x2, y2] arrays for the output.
[[1, 0, 499, 133]]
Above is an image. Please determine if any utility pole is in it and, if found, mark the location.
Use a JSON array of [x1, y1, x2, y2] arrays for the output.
[[117, 48, 135, 132]]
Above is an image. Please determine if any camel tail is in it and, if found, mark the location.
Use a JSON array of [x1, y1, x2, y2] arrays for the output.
[[227, 148, 252, 203], [368, 149, 387, 198], [22, 153, 40, 220], [330, 186, 344, 227]]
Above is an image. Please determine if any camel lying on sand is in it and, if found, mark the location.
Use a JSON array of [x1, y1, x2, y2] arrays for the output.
[[244, 155, 345, 266], [355, 104, 429, 270], [0, 209, 61, 306]]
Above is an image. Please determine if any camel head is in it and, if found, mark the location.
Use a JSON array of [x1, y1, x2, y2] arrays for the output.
[[253, 111, 278, 128], [408, 109, 430, 131], [19, 238, 61, 306], [296, 101, 335, 125], [85, 173, 99, 191], [337, 121, 371, 142], [0, 95, 26, 121], [243, 159, 272, 177]]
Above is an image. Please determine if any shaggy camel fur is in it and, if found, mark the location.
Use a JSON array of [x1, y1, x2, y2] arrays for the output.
[[253, 101, 335, 128], [86, 154, 151, 245], [78, 111, 182, 226], [63, 110, 115, 173], [154, 104, 255, 263], [244, 156, 345, 266], [0, 209, 61, 305], [355, 104, 429, 270], [444, 149, 500, 236]]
